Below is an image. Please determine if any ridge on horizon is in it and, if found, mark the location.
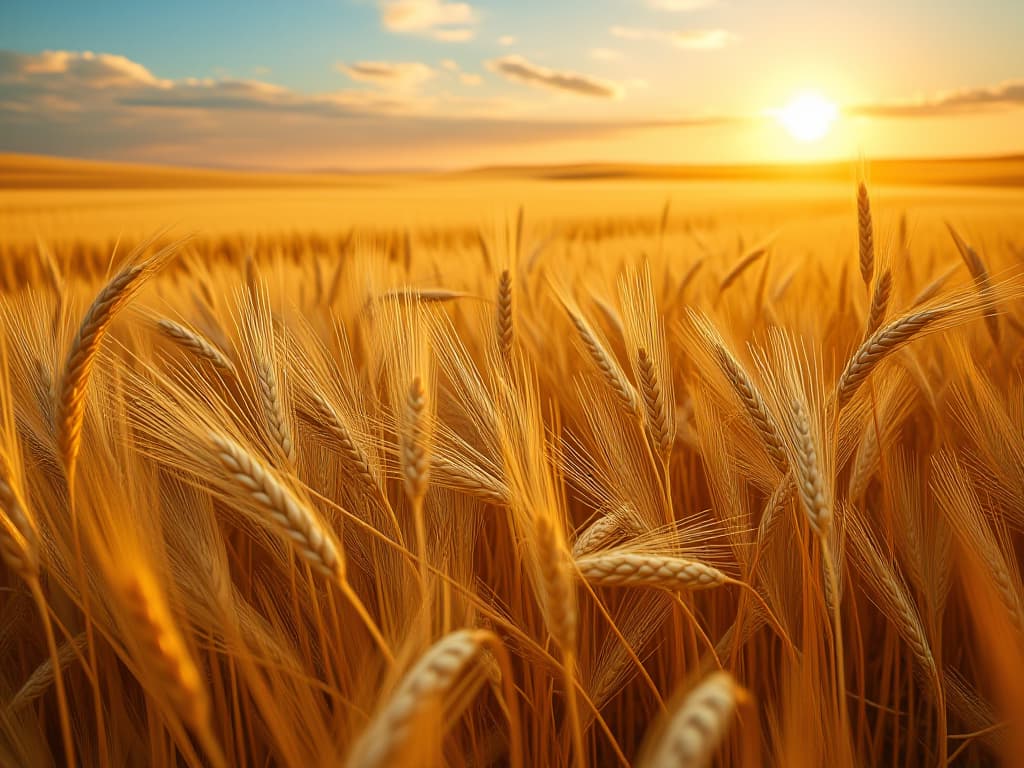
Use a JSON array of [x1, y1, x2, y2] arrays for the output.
[[1, 151, 1023, 189]]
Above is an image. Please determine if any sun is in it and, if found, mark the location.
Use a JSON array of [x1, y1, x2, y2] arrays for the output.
[[773, 91, 838, 142]]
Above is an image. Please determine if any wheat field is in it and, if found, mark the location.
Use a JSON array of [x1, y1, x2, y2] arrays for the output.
[[1, 164, 1024, 767]]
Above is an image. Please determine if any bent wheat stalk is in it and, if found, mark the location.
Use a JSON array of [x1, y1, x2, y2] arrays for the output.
[[835, 307, 951, 410]]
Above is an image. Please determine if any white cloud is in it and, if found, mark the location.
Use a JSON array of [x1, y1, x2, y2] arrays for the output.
[[671, 29, 734, 49], [590, 48, 624, 61], [498, 35, 517, 47], [610, 25, 734, 49], [379, 0, 477, 41]]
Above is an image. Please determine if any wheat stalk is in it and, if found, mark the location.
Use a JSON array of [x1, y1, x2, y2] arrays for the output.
[[713, 344, 787, 471], [567, 308, 639, 415], [836, 307, 950, 409], [641, 671, 739, 768], [208, 431, 342, 580], [307, 391, 379, 495], [947, 223, 1000, 344], [576, 552, 726, 591], [56, 244, 178, 483], [719, 247, 767, 294], [156, 318, 235, 374]]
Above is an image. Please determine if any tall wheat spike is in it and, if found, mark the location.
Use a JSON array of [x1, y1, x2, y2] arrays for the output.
[[56, 242, 180, 484]]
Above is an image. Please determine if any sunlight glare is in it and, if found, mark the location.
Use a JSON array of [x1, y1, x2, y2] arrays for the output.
[[773, 92, 838, 143]]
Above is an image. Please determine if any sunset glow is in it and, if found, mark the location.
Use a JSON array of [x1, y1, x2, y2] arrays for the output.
[[773, 92, 838, 143], [1, 2, 1021, 168]]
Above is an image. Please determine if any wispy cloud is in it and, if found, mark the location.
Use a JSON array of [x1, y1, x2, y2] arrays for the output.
[[852, 80, 1024, 118], [610, 25, 734, 49], [590, 48, 624, 61], [379, 0, 476, 41], [671, 29, 733, 49], [647, 0, 719, 11], [336, 61, 435, 89], [487, 55, 622, 99], [497, 35, 517, 47]]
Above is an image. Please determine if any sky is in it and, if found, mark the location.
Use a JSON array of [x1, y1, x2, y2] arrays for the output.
[[1, 0, 1022, 170]]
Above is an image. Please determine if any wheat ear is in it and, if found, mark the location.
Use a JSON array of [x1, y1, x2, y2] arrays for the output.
[[401, 376, 430, 503], [713, 344, 787, 471], [307, 392, 379, 495], [7, 634, 86, 713], [346, 629, 490, 768], [496, 269, 514, 360], [120, 571, 210, 733], [637, 347, 672, 460], [57, 245, 177, 484], [0, 454, 39, 581], [718, 247, 767, 294], [789, 396, 831, 536], [836, 307, 950, 409], [572, 506, 645, 559], [576, 552, 726, 591], [865, 269, 893, 336], [208, 431, 342, 580], [857, 181, 874, 287], [947, 223, 1000, 344], [255, 357, 296, 465], [536, 515, 577, 653], [567, 309, 639, 415], [641, 671, 739, 768], [156, 318, 235, 374]]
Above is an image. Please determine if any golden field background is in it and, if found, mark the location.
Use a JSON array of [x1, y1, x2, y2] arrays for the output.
[[1, 153, 1023, 767]]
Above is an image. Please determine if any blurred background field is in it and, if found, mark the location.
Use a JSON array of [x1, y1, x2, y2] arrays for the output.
[[2, 154, 1022, 257]]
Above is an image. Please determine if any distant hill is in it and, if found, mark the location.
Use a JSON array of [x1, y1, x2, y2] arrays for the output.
[[456, 156, 1024, 188], [2, 152, 1022, 190]]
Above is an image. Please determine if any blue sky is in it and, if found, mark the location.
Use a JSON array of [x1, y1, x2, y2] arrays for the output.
[[1, 1, 1022, 169]]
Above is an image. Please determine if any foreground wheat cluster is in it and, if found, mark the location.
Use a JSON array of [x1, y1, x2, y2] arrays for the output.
[[1, 188, 1023, 767]]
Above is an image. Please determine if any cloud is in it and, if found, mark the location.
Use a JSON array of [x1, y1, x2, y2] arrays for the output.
[[852, 80, 1024, 118], [0, 49, 167, 88], [460, 73, 482, 86], [590, 48, 624, 61], [648, 0, 719, 10], [487, 55, 622, 99], [610, 26, 734, 49], [337, 61, 435, 89], [671, 29, 733, 49], [379, 0, 476, 41], [498, 35, 517, 47]]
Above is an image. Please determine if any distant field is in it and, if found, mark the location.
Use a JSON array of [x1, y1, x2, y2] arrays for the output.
[[1, 154, 1022, 250]]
